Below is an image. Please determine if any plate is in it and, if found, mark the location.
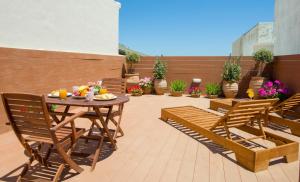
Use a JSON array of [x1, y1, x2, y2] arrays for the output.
[[93, 95, 117, 101], [72, 95, 86, 99], [48, 93, 72, 98]]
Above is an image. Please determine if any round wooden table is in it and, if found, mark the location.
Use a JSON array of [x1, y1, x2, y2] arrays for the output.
[[45, 94, 129, 171]]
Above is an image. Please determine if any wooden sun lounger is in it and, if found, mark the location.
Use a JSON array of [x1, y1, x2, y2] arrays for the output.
[[268, 93, 300, 136], [161, 99, 299, 172]]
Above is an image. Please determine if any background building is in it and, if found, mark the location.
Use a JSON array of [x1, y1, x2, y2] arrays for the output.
[[274, 0, 300, 55], [232, 22, 274, 56], [0, 0, 121, 55]]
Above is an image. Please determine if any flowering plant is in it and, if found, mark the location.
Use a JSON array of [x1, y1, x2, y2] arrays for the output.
[[139, 77, 153, 88], [128, 85, 143, 96], [189, 87, 201, 95], [258, 80, 288, 99]]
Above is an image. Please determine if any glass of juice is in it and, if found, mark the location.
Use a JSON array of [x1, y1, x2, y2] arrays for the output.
[[59, 88, 68, 100]]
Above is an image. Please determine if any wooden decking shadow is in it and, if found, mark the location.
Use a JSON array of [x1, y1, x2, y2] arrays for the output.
[[0, 139, 114, 181], [163, 119, 281, 169]]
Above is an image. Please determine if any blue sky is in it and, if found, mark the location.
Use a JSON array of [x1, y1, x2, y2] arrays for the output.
[[118, 0, 274, 56]]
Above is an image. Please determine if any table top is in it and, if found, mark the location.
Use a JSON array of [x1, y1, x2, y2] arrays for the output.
[[45, 94, 129, 107]]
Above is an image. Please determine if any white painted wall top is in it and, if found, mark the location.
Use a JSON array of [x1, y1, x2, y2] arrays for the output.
[[0, 0, 121, 55], [274, 0, 300, 55]]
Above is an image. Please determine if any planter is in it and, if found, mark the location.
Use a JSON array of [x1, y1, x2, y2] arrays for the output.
[[170, 91, 183, 97], [154, 79, 167, 95], [249, 76, 266, 99], [222, 81, 239, 98], [191, 94, 201, 98], [131, 92, 142, 96], [207, 95, 218, 99], [142, 87, 152, 94], [125, 73, 140, 92]]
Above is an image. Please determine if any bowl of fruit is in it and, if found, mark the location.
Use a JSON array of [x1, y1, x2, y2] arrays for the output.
[[72, 85, 89, 99]]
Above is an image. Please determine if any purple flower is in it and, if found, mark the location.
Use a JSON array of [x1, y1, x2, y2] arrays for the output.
[[269, 88, 277, 95], [265, 81, 273, 88], [258, 88, 267, 97], [274, 80, 281, 85]]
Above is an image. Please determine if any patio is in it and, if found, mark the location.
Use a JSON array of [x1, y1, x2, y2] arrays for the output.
[[0, 95, 299, 182]]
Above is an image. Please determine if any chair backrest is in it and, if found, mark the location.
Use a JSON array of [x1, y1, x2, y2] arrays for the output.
[[102, 78, 126, 94], [275, 93, 300, 112], [220, 99, 278, 128], [1, 93, 53, 141]]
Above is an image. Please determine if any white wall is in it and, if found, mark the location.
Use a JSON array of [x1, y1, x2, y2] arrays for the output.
[[274, 0, 300, 55], [232, 23, 274, 56], [0, 0, 121, 55]]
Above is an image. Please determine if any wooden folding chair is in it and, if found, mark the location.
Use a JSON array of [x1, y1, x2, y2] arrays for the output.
[[1, 93, 86, 182], [161, 99, 298, 172], [87, 78, 126, 140], [268, 93, 300, 136]]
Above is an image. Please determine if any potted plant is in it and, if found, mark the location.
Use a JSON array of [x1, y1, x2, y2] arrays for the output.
[[170, 80, 187, 97], [258, 80, 288, 100], [250, 49, 273, 98], [128, 85, 143, 96], [189, 87, 201, 98], [125, 52, 141, 91], [153, 58, 168, 95], [205, 83, 221, 99], [222, 56, 241, 98], [139, 77, 153, 94]]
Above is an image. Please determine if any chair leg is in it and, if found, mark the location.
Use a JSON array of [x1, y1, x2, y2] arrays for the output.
[[91, 135, 104, 171], [17, 156, 34, 182], [85, 120, 96, 143], [110, 117, 124, 138], [56, 144, 83, 173]]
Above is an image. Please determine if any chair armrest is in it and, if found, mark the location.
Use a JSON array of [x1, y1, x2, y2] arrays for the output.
[[50, 111, 86, 131]]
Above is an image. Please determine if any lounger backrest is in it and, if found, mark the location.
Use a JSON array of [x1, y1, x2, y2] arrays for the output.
[[224, 99, 278, 128], [275, 93, 300, 111], [102, 78, 126, 94], [1, 93, 52, 140]]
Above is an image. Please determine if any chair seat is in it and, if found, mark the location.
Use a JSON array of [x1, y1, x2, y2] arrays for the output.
[[25, 127, 85, 144]]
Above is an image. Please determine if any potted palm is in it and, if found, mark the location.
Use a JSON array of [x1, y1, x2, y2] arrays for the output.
[[222, 56, 241, 98], [205, 83, 221, 99], [170, 80, 187, 97], [250, 49, 273, 98], [153, 58, 168, 95]]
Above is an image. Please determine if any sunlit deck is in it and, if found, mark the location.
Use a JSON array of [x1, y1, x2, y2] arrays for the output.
[[0, 95, 299, 182]]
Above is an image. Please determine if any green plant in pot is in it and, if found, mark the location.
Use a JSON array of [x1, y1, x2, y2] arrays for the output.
[[205, 83, 221, 99], [170, 80, 187, 97], [125, 52, 141, 92], [222, 55, 241, 98], [250, 49, 274, 99], [153, 58, 168, 95]]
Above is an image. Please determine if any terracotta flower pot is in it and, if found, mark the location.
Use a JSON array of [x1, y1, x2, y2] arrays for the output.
[[154, 79, 167, 95], [222, 81, 238, 98], [207, 95, 218, 99], [131, 92, 142, 96], [170, 91, 183, 97], [142, 87, 152, 94], [191, 94, 201, 98], [249, 76, 266, 99]]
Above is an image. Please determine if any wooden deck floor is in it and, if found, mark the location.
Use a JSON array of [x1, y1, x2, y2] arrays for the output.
[[0, 95, 299, 182]]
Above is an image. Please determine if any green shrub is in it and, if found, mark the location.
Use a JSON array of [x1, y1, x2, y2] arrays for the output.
[[153, 58, 167, 79], [253, 49, 273, 76], [170, 80, 187, 92], [222, 56, 241, 83], [126, 52, 140, 73], [205, 83, 221, 95]]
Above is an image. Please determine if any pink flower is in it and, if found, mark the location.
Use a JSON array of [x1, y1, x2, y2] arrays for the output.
[[258, 88, 267, 97], [265, 81, 273, 88], [274, 80, 281, 85]]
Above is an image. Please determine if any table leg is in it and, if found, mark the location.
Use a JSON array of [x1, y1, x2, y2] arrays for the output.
[[93, 106, 117, 150]]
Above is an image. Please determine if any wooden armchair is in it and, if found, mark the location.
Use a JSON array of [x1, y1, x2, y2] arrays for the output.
[[1, 93, 86, 182], [87, 78, 126, 140]]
